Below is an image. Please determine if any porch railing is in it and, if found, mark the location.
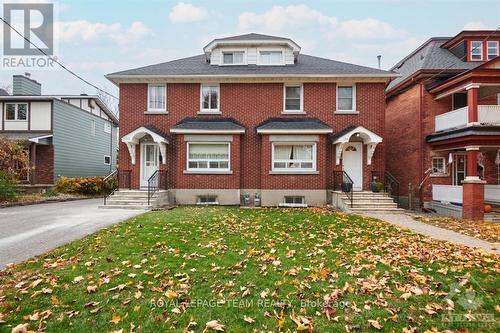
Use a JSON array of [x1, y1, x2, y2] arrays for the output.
[[432, 185, 463, 204], [332, 171, 354, 207], [435, 105, 500, 132], [147, 170, 167, 205], [371, 170, 400, 207]]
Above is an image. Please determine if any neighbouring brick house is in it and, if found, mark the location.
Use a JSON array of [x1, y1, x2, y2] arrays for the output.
[[0, 74, 119, 188], [105, 33, 396, 207], [386, 30, 500, 220]]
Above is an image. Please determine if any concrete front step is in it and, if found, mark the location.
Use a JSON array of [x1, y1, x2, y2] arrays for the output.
[[350, 208, 405, 213], [106, 200, 152, 205], [99, 204, 152, 210]]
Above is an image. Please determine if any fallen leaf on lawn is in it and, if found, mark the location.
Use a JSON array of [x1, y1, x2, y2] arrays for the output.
[[204, 320, 224, 332], [368, 319, 383, 330], [110, 314, 121, 324], [165, 290, 178, 299], [87, 285, 97, 293], [243, 315, 255, 324], [73, 276, 84, 284], [11, 323, 28, 333], [290, 313, 313, 332]]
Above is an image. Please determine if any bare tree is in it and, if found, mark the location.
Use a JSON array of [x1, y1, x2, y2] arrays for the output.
[[96, 90, 119, 116], [0, 83, 12, 95]]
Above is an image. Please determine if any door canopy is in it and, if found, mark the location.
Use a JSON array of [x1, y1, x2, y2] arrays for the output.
[[121, 126, 169, 165], [331, 126, 382, 165]]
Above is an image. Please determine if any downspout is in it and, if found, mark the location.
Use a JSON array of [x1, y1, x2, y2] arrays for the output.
[[417, 82, 425, 208]]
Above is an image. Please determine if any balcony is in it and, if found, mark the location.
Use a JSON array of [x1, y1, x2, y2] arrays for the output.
[[435, 105, 500, 132]]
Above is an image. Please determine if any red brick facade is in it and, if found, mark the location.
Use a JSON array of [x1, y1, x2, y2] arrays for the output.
[[33, 144, 54, 184], [118, 82, 386, 199]]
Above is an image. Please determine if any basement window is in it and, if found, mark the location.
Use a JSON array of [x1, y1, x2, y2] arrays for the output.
[[279, 196, 307, 208], [196, 195, 218, 205]]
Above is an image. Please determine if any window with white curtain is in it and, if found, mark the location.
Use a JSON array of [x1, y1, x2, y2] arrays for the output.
[[187, 143, 230, 171], [337, 85, 356, 111], [201, 85, 219, 112], [259, 51, 283, 65], [148, 84, 166, 112], [272, 143, 316, 171]]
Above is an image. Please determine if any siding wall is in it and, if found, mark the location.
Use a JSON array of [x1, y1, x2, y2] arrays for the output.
[[13, 76, 41, 95], [210, 46, 294, 65], [53, 100, 116, 179]]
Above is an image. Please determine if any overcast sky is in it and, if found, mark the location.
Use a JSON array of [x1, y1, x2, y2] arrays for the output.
[[0, 0, 499, 99]]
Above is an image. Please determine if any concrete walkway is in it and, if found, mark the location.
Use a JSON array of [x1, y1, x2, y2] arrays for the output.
[[363, 213, 500, 254], [0, 199, 143, 269]]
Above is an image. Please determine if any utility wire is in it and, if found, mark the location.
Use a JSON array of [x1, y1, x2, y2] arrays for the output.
[[0, 16, 118, 100]]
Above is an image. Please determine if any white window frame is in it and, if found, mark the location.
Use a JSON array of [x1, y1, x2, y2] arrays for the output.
[[336, 84, 357, 113], [90, 119, 96, 136], [487, 41, 499, 60], [199, 84, 220, 113], [147, 84, 167, 113], [4, 103, 28, 121], [271, 142, 317, 172], [221, 50, 246, 65], [470, 41, 483, 61], [431, 156, 447, 175], [104, 122, 111, 133], [104, 155, 111, 165], [283, 84, 304, 113], [258, 49, 284, 66], [186, 142, 231, 172]]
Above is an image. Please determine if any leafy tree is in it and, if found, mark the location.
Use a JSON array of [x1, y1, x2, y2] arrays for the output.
[[0, 137, 30, 181]]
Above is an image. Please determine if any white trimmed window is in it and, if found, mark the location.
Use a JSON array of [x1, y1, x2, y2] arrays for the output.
[[104, 122, 111, 133], [222, 51, 244, 65], [259, 51, 283, 65], [187, 143, 230, 171], [470, 41, 483, 61], [147, 84, 166, 112], [5, 103, 27, 121], [200, 84, 220, 112], [272, 143, 316, 171], [432, 157, 446, 174], [336, 85, 356, 112], [284, 85, 303, 112], [487, 41, 499, 60]]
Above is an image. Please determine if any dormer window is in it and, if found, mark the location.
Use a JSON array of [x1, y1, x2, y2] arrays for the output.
[[470, 41, 483, 61], [259, 51, 283, 65], [487, 41, 499, 60], [222, 51, 244, 65]]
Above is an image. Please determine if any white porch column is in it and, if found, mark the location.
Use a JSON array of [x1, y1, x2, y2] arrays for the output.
[[335, 143, 345, 165], [159, 142, 167, 165], [366, 142, 378, 165], [126, 142, 137, 165]]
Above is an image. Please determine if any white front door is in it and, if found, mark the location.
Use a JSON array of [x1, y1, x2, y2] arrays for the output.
[[140, 143, 159, 188], [343, 142, 363, 191]]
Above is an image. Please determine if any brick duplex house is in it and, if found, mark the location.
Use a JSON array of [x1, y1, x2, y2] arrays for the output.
[[105, 33, 396, 207], [386, 30, 500, 220]]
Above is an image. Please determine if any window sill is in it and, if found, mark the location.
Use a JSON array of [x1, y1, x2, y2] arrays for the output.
[[269, 171, 319, 175], [334, 111, 359, 115], [184, 170, 233, 175], [197, 111, 222, 115], [430, 173, 449, 178], [279, 203, 308, 208], [145, 111, 168, 115], [282, 111, 305, 115]]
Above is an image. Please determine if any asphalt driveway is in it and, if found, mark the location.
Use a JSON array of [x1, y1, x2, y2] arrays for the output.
[[0, 199, 142, 269]]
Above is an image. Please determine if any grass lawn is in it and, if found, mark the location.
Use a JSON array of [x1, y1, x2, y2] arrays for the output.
[[411, 214, 500, 245], [0, 207, 498, 332]]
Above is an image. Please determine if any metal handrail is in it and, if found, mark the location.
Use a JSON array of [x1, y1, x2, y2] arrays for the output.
[[384, 170, 400, 207], [103, 170, 118, 205], [371, 170, 401, 207], [147, 170, 167, 205], [333, 171, 354, 207]]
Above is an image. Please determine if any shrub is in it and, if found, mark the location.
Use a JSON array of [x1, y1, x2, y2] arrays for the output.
[[0, 138, 30, 181], [55, 177, 80, 193], [42, 188, 59, 197], [55, 176, 105, 195], [0, 170, 18, 201]]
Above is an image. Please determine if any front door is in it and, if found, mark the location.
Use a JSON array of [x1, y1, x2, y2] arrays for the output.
[[140, 143, 159, 188], [453, 153, 466, 185], [343, 142, 363, 191]]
